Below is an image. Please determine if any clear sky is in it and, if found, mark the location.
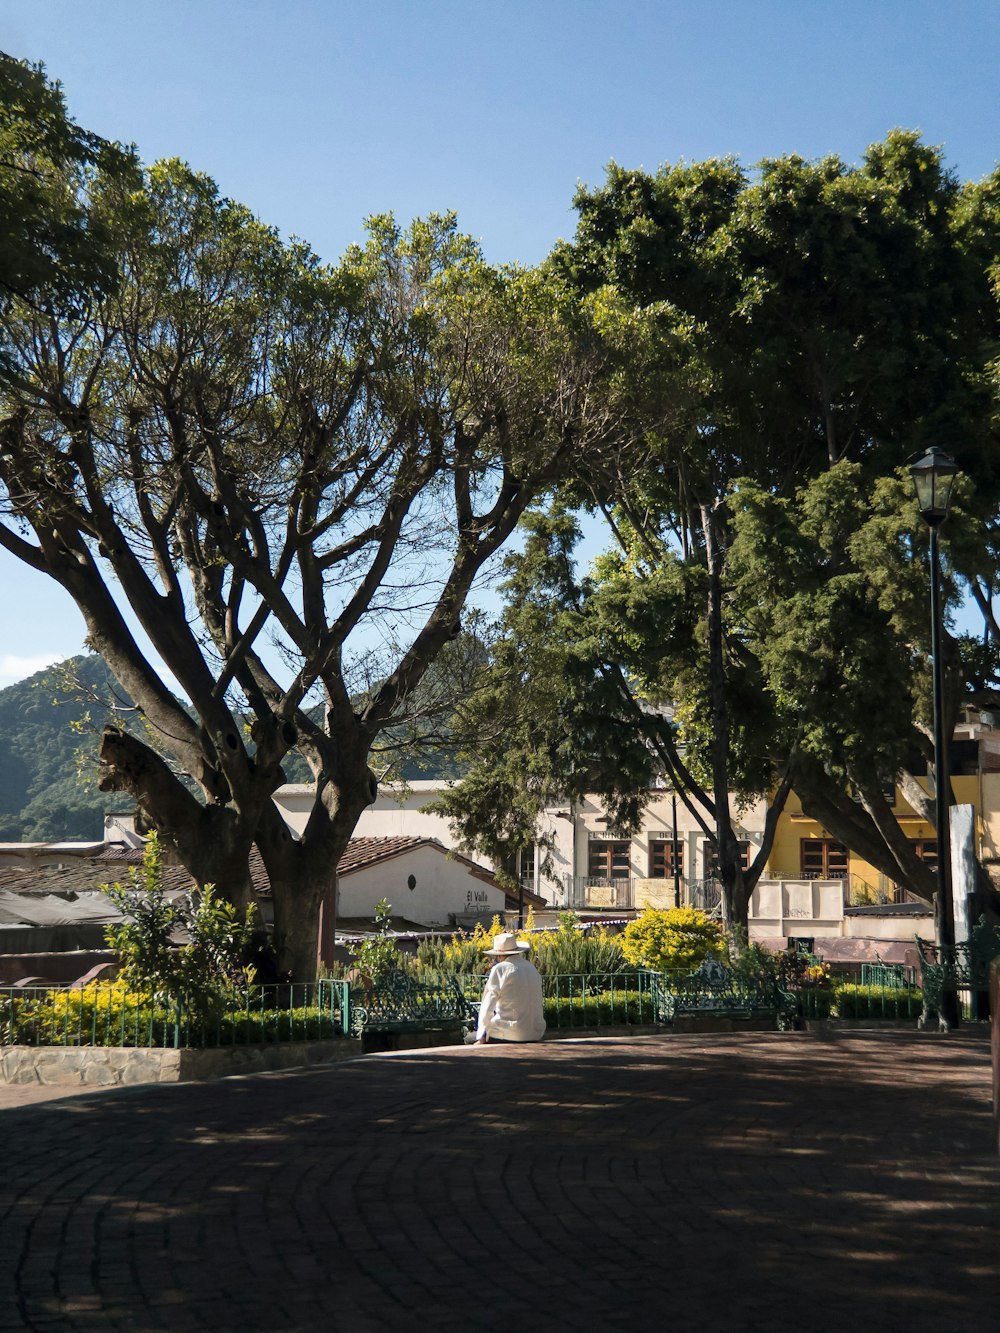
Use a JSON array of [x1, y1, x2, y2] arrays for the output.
[[0, 0, 997, 687]]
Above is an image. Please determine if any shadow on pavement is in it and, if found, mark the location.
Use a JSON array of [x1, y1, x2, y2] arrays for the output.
[[1, 1029, 996, 1331]]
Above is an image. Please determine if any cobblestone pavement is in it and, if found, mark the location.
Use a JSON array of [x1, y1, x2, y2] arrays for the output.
[[0, 1029, 997, 1332]]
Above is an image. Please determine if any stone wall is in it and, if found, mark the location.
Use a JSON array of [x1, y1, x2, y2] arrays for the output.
[[0, 1038, 362, 1089]]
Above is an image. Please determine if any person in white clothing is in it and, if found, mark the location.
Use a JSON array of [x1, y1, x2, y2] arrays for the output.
[[470, 932, 546, 1044]]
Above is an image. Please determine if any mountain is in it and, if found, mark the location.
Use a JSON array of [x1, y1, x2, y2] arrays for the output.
[[0, 653, 465, 842], [0, 654, 131, 842]]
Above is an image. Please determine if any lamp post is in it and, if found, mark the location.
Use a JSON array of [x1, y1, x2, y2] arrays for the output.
[[910, 446, 960, 1028], [671, 788, 681, 909]]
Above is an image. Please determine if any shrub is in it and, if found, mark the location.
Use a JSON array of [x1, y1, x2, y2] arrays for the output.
[[529, 925, 630, 977], [726, 942, 779, 986], [102, 833, 258, 1019], [348, 899, 401, 981], [621, 907, 726, 973], [542, 988, 650, 1029], [834, 983, 922, 1020], [10, 979, 179, 1047], [7, 981, 343, 1047], [412, 915, 533, 979], [793, 989, 836, 1020]]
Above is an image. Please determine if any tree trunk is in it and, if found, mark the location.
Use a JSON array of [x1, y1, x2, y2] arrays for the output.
[[268, 874, 329, 982], [701, 501, 742, 935], [256, 750, 378, 980], [99, 726, 257, 912]]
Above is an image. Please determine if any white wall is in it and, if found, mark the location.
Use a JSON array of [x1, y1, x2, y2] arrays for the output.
[[273, 781, 464, 849], [748, 879, 844, 939], [337, 843, 506, 928]]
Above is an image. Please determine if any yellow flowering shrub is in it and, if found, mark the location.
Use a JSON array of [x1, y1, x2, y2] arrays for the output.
[[14, 978, 173, 1046], [621, 907, 726, 974]]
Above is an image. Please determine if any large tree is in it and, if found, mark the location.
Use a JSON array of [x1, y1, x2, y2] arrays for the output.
[[444, 133, 1000, 929], [0, 91, 646, 975]]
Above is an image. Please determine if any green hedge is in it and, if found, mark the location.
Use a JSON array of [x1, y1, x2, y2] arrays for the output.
[[1, 997, 342, 1048], [834, 983, 922, 1020], [543, 990, 653, 1029]]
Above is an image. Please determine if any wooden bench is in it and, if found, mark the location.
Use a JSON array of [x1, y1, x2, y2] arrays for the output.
[[651, 959, 796, 1026], [916, 917, 1000, 1030], [348, 970, 474, 1050]]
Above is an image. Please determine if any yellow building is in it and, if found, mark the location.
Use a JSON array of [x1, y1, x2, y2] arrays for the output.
[[768, 718, 1000, 905]]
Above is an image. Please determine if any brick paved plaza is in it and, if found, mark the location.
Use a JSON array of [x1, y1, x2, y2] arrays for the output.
[[0, 1029, 997, 1331]]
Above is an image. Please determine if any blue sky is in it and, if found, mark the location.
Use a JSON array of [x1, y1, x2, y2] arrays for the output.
[[0, 0, 997, 687]]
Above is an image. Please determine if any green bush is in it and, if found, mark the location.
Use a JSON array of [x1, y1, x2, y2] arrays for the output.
[[102, 833, 258, 1020], [834, 983, 922, 1020], [207, 1006, 341, 1045], [621, 907, 726, 973], [542, 989, 651, 1029], [529, 926, 631, 977], [4, 982, 342, 1047], [792, 988, 836, 1020]]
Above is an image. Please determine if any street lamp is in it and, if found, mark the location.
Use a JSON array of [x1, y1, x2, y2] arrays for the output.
[[910, 446, 960, 1027], [671, 788, 681, 909]]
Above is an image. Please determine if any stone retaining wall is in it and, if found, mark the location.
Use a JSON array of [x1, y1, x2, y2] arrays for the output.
[[0, 1037, 362, 1089]]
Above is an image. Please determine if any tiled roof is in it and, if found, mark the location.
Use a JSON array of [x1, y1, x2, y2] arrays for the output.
[[335, 836, 498, 885], [0, 836, 500, 907], [337, 836, 435, 875]]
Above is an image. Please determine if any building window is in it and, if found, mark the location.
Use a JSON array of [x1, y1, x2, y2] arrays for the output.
[[518, 843, 536, 886], [706, 841, 752, 877], [588, 840, 630, 881], [800, 839, 848, 879], [649, 838, 684, 879]]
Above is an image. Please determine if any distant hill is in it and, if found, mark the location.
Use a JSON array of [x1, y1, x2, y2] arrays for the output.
[[0, 653, 464, 842], [0, 654, 132, 842]]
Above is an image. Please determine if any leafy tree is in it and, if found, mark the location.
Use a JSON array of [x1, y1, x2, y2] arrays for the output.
[[445, 133, 1000, 926], [0, 99, 648, 976]]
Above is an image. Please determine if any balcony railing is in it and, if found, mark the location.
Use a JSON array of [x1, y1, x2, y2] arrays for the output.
[[565, 876, 635, 910]]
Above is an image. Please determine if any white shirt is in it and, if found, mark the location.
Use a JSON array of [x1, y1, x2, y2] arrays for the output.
[[476, 954, 546, 1042]]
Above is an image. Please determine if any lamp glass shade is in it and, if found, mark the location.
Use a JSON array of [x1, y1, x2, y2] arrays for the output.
[[910, 447, 958, 524]]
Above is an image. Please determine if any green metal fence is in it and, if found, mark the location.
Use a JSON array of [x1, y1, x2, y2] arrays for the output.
[[2, 965, 932, 1051], [793, 982, 923, 1021], [0, 981, 349, 1049], [541, 970, 662, 1030], [860, 963, 916, 988]]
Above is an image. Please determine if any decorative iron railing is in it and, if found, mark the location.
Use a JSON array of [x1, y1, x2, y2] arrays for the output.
[[0, 981, 348, 1049]]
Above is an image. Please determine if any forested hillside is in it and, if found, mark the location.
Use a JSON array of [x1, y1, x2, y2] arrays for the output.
[[0, 653, 463, 842], [0, 654, 131, 841]]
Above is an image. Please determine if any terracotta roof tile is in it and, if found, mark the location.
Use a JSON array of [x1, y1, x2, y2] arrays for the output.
[[0, 837, 499, 901]]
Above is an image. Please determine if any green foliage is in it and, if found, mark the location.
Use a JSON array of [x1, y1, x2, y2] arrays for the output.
[[833, 983, 923, 1020], [725, 941, 779, 986], [621, 907, 727, 973], [542, 989, 649, 1029], [102, 834, 257, 1016], [0, 54, 136, 318], [348, 899, 400, 981], [444, 133, 1000, 918], [528, 925, 630, 977], [410, 916, 520, 978], [3, 981, 341, 1047], [0, 653, 140, 841]]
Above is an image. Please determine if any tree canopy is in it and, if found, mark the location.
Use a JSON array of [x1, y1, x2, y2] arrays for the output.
[[442, 133, 1000, 924], [0, 65, 661, 975]]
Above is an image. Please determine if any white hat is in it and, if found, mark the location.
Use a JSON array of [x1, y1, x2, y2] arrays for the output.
[[485, 932, 530, 957]]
